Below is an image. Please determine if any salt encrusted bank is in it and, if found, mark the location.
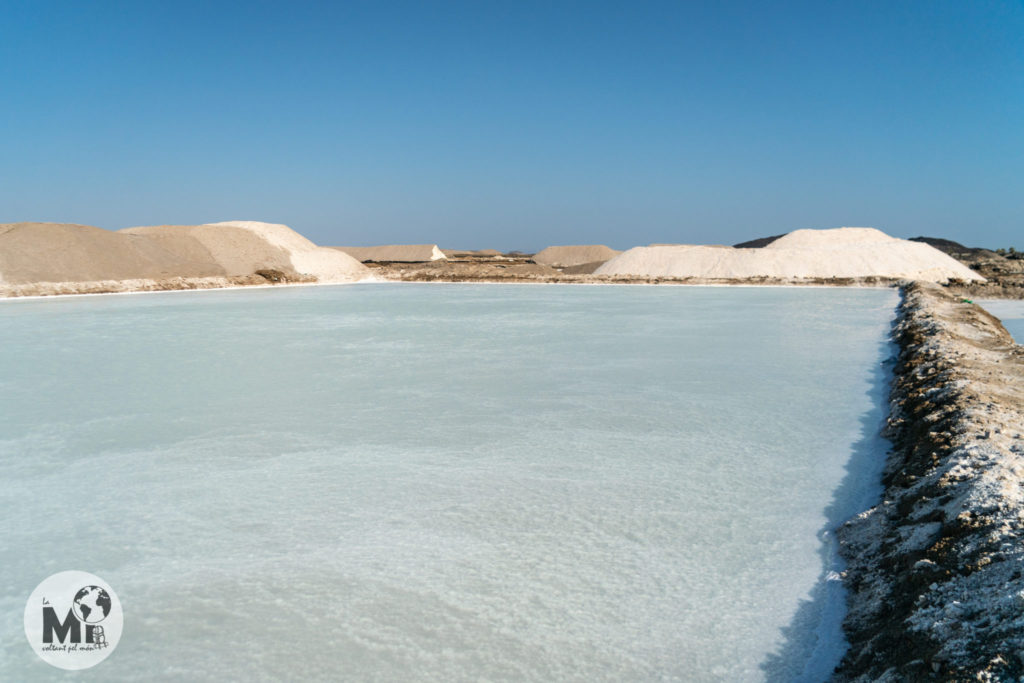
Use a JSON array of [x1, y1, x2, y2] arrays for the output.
[[834, 282, 1024, 681]]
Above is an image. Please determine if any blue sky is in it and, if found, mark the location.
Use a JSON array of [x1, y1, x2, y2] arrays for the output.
[[1, 1, 1021, 250]]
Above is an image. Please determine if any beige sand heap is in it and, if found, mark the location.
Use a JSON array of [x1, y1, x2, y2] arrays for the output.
[[124, 221, 368, 283], [532, 245, 621, 267], [595, 227, 984, 282], [0, 220, 369, 296], [0, 222, 224, 283], [332, 244, 446, 262]]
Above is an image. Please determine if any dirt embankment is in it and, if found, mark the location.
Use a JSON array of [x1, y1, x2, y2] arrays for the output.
[[946, 280, 1024, 301], [0, 272, 316, 298], [367, 256, 909, 287], [834, 282, 1024, 681], [911, 237, 1024, 300]]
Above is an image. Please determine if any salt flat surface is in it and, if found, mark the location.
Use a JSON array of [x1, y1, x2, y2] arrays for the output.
[[0, 284, 896, 681], [980, 299, 1024, 343]]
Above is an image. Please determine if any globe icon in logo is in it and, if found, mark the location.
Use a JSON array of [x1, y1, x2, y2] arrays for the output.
[[72, 586, 112, 624]]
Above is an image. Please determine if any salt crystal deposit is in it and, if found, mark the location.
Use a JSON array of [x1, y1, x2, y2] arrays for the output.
[[595, 227, 984, 282]]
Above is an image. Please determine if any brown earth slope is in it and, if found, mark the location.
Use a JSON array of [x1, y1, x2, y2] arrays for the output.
[[0, 221, 368, 297], [0, 222, 224, 283]]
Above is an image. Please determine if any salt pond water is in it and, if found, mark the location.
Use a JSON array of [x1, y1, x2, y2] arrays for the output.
[[0, 284, 897, 681], [981, 299, 1024, 344]]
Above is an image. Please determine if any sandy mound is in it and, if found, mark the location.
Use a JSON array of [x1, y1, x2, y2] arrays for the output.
[[533, 245, 621, 267], [207, 221, 367, 281], [0, 222, 223, 284], [129, 221, 368, 283], [560, 260, 611, 275], [121, 224, 292, 276], [0, 220, 368, 293], [333, 245, 446, 262], [595, 228, 984, 282]]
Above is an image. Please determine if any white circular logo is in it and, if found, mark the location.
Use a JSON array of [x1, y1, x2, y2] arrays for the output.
[[24, 570, 123, 670]]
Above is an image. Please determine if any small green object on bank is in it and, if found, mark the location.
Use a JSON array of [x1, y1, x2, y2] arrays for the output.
[[961, 298, 973, 304]]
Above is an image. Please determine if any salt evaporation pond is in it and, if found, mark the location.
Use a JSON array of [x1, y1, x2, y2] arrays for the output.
[[0, 284, 897, 681], [981, 299, 1024, 344]]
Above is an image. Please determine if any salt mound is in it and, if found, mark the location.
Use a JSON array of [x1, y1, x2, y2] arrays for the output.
[[0, 222, 222, 284], [764, 227, 898, 249], [202, 221, 368, 282], [595, 227, 984, 282], [122, 221, 367, 283], [333, 245, 446, 262], [533, 245, 621, 267], [121, 224, 292, 276]]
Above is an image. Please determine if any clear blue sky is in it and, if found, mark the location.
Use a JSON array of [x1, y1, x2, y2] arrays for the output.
[[1, 1, 1021, 250]]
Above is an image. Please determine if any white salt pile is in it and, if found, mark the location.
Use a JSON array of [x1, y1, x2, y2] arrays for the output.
[[595, 227, 984, 282], [126, 221, 368, 283], [533, 244, 621, 267], [333, 244, 446, 262]]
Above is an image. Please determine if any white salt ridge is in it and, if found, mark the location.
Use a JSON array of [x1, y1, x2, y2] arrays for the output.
[[596, 227, 984, 282]]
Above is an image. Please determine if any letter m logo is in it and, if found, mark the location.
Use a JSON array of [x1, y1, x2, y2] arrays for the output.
[[42, 607, 81, 644]]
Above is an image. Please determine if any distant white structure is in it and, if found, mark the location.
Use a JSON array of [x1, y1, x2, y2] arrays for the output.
[[332, 244, 447, 262]]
